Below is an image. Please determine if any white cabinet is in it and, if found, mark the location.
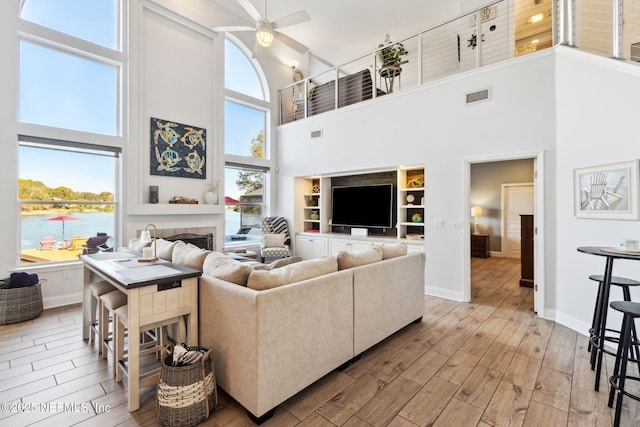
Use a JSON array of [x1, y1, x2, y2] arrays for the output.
[[295, 235, 328, 260], [328, 238, 379, 255], [397, 167, 425, 239]]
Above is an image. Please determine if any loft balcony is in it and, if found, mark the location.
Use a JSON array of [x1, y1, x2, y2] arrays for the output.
[[278, 0, 640, 125]]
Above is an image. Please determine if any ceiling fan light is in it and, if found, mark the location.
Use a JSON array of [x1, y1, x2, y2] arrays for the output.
[[256, 24, 274, 47]]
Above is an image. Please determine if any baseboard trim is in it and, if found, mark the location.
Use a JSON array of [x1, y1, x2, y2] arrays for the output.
[[43, 293, 82, 310], [424, 286, 464, 302]]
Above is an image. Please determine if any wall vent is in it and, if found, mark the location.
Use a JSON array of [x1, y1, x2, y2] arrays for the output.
[[310, 130, 323, 139], [465, 89, 490, 105]]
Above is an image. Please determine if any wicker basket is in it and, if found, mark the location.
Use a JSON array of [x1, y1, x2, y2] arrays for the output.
[[0, 282, 43, 325], [157, 346, 217, 427]]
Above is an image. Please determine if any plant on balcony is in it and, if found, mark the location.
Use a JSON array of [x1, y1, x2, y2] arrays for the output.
[[376, 34, 408, 67]]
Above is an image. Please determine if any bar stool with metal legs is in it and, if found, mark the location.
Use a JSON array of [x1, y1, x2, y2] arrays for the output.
[[608, 301, 640, 427], [88, 280, 116, 354], [100, 290, 128, 363], [588, 274, 640, 391]]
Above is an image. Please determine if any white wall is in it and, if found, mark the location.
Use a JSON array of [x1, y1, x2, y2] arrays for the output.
[[277, 49, 557, 301], [554, 47, 640, 334]]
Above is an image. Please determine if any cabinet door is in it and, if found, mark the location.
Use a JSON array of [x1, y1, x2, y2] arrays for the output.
[[329, 240, 349, 255], [296, 236, 327, 260]]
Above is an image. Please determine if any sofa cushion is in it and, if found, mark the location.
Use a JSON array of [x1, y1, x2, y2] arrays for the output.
[[153, 239, 178, 261], [262, 233, 287, 248], [252, 256, 302, 271], [247, 255, 338, 291], [128, 237, 150, 253], [337, 246, 383, 270], [376, 242, 408, 260], [172, 242, 211, 271], [203, 252, 254, 286]]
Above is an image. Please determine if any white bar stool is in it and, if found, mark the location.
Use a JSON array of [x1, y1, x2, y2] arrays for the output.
[[88, 280, 116, 354], [99, 290, 128, 362], [113, 304, 182, 386]]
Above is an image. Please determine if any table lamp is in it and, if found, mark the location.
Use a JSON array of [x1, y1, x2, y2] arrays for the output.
[[471, 206, 483, 235], [138, 223, 157, 262]]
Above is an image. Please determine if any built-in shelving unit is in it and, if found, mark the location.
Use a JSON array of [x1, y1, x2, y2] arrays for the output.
[[296, 177, 330, 234], [397, 167, 425, 240]]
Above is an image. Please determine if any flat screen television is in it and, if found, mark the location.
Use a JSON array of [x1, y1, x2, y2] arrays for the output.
[[331, 184, 394, 229]]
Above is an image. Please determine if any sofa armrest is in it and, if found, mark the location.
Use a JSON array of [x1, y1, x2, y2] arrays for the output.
[[352, 252, 425, 355], [199, 269, 354, 418]]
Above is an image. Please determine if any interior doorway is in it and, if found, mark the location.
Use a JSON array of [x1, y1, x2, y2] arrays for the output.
[[502, 183, 534, 259], [466, 152, 545, 316]]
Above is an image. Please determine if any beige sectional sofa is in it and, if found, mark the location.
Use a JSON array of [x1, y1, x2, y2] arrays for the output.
[[198, 244, 426, 422]]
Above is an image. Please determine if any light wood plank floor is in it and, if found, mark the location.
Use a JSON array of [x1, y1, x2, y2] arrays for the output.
[[1, 257, 639, 426]]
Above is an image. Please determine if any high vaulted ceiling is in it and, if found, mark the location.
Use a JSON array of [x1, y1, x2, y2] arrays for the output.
[[211, 0, 479, 71]]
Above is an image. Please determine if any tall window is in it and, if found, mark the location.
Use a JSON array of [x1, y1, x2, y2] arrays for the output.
[[18, 0, 123, 265], [18, 140, 119, 265], [224, 38, 271, 247]]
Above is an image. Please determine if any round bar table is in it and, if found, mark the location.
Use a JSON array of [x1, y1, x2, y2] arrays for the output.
[[577, 246, 640, 391]]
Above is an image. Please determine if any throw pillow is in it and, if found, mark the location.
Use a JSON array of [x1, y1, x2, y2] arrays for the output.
[[128, 237, 150, 253], [171, 242, 210, 271], [247, 255, 338, 291], [203, 252, 254, 286], [153, 239, 178, 261], [251, 256, 302, 271], [376, 242, 408, 259], [336, 246, 383, 270], [263, 233, 287, 248]]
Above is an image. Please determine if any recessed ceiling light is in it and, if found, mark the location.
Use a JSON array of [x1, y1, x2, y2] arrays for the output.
[[530, 13, 544, 23]]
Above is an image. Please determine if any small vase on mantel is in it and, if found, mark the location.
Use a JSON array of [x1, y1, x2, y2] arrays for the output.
[[204, 181, 219, 204]]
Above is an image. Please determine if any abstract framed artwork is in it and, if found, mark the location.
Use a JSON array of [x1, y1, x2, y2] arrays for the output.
[[573, 160, 639, 219], [150, 117, 206, 179]]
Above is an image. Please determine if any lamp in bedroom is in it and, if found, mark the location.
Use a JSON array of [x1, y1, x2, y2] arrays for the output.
[[471, 206, 483, 235]]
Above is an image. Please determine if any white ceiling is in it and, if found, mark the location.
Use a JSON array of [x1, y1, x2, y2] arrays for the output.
[[211, 0, 474, 69]]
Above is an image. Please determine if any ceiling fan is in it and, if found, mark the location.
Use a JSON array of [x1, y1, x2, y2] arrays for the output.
[[213, 0, 310, 54]]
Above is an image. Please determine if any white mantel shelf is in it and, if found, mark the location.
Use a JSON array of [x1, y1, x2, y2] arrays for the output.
[[128, 203, 224, 216]]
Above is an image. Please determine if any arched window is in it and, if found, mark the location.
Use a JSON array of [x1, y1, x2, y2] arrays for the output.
[[223, 37, 271, 246]]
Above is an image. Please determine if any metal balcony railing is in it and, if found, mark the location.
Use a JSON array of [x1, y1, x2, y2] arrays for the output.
[[279, 0, 640, 125]]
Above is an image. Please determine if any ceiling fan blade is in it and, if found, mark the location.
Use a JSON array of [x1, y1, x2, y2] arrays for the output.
[[238, 0, 262, 23], [275, 31, 309, 53], [272, 10, 310, 29], [211, 25, 255, 32]]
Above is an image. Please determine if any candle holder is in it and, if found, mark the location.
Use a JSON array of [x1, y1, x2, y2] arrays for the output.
[[138, 223, 158, 262]]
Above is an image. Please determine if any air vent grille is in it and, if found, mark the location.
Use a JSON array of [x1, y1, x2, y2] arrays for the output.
[[310, 130, 323, 139], [465, 89, 490, 104]]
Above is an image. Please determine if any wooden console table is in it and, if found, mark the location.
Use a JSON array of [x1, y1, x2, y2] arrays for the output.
[[81, 252, 201, 411], [471, 234, 490, 258]]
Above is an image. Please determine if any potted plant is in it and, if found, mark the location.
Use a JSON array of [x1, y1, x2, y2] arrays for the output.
[[376, 34, 408, 67]]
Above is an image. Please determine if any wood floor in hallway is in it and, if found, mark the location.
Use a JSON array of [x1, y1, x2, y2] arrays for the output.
[[0, 256, 638, 426]]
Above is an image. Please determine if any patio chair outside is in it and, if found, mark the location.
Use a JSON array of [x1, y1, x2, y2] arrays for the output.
[[39, 236, 55, 250]]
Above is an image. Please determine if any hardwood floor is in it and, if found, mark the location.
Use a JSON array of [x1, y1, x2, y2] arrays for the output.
[[1, 256, 639, 426]]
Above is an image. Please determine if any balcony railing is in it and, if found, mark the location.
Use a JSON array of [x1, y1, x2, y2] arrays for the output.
[[279, 0, 640, 125]]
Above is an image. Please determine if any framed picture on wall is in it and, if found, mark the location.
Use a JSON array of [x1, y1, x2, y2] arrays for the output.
[[573, 160, 639, 219]]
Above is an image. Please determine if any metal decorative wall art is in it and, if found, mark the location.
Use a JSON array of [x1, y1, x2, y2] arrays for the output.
[[150, 117, 206, 179]]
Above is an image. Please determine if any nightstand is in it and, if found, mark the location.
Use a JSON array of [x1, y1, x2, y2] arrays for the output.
[[471, 234, 490, 258]]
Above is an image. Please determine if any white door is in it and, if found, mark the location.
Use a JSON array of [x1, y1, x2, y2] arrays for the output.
[[502, 183, 534, 259]]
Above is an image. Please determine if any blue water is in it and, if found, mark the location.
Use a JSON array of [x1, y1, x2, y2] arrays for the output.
[[21, 212, 115, 249]]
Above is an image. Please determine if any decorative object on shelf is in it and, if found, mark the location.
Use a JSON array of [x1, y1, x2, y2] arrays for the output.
[[406, 194, 415, 205], [169, 196, 199, 204], [138, 223, 157, 262], [376, 34, 408, 93], [151, 117, 206, 179], [471, 206, 483, 234], [312, 184, 320, 194], [407, 175, 424, 188], [411, 213, 423, 223], [204, 180, 219, 205], [306, 197, 317, 207], [310, 211, 320, 220], [149, 185, 159, 204]]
